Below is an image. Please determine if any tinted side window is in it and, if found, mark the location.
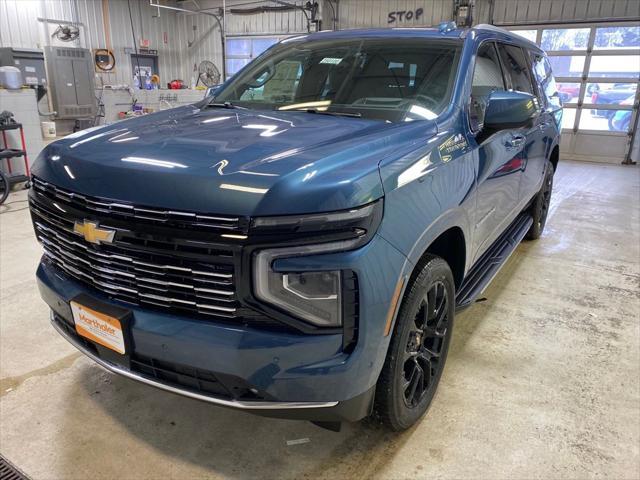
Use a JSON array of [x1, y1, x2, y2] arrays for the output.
[[470, 43, 506, 131], [497, 44, 535, 95], [532, 53, 562, 109]]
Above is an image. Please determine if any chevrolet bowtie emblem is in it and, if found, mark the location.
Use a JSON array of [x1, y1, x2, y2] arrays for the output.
[[73, 220, 116, 245]]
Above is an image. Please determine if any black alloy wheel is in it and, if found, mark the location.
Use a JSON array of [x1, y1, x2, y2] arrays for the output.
[[375, 255, 455, 431], [402, 280, 449, 407]]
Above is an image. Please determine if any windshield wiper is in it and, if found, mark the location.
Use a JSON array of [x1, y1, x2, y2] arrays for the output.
[[302, 108, 362, 118], [206, 101, 245, 110]]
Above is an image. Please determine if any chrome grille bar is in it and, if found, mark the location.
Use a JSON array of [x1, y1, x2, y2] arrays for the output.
[[32, 219, 233, 286], [31, 176, 244, 231], [41, 245, 237, 316]]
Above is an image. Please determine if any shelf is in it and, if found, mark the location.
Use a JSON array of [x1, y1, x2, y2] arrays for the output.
[[0, 123, 23, 132], [6, 173, 29, 186], [0, 149, 25, 160]]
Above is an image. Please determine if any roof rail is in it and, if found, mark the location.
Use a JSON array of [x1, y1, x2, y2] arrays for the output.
[[473, 23, 510, 33], [472, 23, 540, 48]]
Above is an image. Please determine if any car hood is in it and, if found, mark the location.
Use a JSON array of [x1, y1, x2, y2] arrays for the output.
[[33, 105, 437, 216]]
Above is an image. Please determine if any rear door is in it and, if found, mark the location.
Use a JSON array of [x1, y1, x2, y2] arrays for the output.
[[469, 42, 527, 261], [530, 51, 563, 176], [496, 43, 546, 207]]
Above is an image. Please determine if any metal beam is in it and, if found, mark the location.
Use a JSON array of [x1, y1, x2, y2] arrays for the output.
[[37, 17, 85, 27], [148, 0, 226, 80]]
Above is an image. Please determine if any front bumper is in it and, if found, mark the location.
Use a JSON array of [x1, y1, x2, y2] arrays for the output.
[[37, 232, 408, 422], [50, 311, 375, 422]]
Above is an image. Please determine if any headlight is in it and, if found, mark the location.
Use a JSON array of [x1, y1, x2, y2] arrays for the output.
[[253, 240, 355, 327], [252, 201, 382, 327]]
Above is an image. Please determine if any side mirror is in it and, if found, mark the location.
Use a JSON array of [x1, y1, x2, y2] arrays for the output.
[[483, 91, 539, 131], [205, 85, 222, 98]]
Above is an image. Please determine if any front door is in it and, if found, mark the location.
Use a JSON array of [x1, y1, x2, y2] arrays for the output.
[[496, 43, 546, 208], [469, 42, 526, 261]]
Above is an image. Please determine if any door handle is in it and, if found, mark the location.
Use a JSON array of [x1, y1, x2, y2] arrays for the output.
[[504, 134, 526, 150]]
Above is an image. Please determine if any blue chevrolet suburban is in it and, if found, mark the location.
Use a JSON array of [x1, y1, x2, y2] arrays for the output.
[[30, 24, 561, 431]]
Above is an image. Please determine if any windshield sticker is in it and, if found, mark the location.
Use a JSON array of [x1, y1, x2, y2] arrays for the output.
[[320, 57, 343, 65], [438, 134, 468, 162]]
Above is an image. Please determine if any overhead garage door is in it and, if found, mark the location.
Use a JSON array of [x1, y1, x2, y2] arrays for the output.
[[509, 23, 640, 164], [225, 36, 286, 80]]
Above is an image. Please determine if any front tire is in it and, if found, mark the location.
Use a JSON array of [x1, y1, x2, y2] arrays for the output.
[[374, 255, 455, 431], [526, 159, 554, 240]]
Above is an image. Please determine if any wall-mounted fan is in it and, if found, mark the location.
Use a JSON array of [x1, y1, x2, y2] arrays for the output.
[[52, 24, 80, 42], [197, 61, 221, 87]]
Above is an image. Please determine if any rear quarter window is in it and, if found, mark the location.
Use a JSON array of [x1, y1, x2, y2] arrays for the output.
[[532, 53, 562, 110]]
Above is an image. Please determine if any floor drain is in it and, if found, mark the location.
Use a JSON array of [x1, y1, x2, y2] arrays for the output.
[[0, 455, 29, 480]]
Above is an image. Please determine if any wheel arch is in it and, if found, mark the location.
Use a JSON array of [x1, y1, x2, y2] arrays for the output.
[[406, 226, 467, 291], [424, 227, 466, 290], [382, 224, 467, 345], [400, 207, 472, 291]]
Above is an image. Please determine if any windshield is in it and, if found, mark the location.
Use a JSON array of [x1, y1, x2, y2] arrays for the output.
[[213, 37, 462, 122]]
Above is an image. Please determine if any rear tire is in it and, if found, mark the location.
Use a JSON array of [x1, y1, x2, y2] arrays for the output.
[[374, 255, 455, 431], [526, 159, 554, 240]]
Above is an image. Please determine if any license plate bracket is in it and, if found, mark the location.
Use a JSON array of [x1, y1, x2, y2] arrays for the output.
[[70, 293, 133, 357]]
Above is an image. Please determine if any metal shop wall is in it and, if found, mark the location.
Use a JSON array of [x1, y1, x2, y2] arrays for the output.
[[333, 0, 453, 29], [0, 0, 308, 87], [177, 0, 308, 82], [486, 0, 640, 25], [1, 0, 636, 85], [0, 0, 196, 86], [330, 0, 639, 29]]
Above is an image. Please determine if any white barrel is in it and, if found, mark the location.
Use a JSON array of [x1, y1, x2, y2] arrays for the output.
[[0, 66, 23, 89]]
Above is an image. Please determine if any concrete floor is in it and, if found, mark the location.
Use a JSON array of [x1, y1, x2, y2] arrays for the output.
[[0, 160, 638, 479]]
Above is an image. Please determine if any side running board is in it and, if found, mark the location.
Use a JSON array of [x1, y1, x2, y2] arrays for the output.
[[456, 213, 533, 310]]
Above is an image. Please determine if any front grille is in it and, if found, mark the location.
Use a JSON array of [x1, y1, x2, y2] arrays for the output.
[[30, 177, 244, 321], [131, 353, 271, 401]]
